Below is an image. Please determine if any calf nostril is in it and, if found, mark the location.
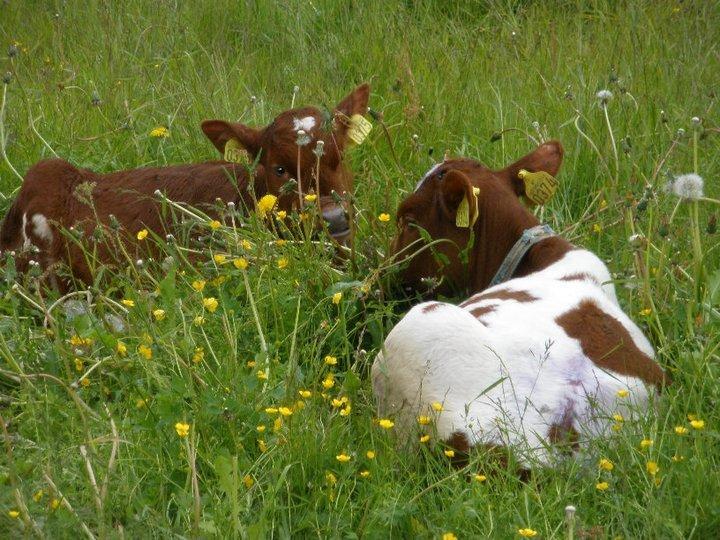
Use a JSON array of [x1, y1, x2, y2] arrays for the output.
[[322, 206, 350, 236]]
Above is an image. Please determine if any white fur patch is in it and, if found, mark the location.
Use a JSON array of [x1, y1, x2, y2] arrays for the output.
[[21, 213, 30, 248], [31, 214, 53, 243], [293, 116, 316, 133], [414, 163, 441, 192]]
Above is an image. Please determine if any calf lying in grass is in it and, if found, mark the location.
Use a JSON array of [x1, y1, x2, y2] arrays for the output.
[[0, 84, 370, 290], [372, 142, 669, 469]]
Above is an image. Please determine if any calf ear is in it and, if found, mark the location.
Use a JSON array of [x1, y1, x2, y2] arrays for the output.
[[440, 170, 479, 228], [334, 83, 370, 118], [501, 141, 564, 197], [201, 120, 261, 157]]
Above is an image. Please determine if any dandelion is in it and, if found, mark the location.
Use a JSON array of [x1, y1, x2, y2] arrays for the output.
[[257, 194, 278, 217], [277, 257, 289, 269], [136, 229, 149, 241], [325, 355, 338, 366], [670, 174, 704, 201], [690, 419, 705, 430], [616, 389, 629, 398], [304, 194, 317, 203], [518, 528, 538, 537], [646, 461, 659, 476], [175, 422, 190, 438], [475, 474, 487, 482], [639, 308, 652, 317], [431, 402, 444, 412], [336, 453, 352, 463], [256, 425, 266, 432], [332, 292, 342, 304], [378, 213, 391, 222], [279, 407, 293, 417], [420, 435, 431, 443], [116, 341, 127, 356], [233, 258, 248, 270], [596, 481, 610, 491], [366, 450, 376, 459], [138, 344, 153, 360], [596, 89, 613, 106], [213, 253, 227, 264], [277, 210, 287, 219], [444, 449, 455, 458], [152, 309, 166, 321], [74, 358, 84, 371], [203, 297, 219, 313], [149, 126, 170, 138], [243, 475, 254, 488], [675, 426, 688, 435], [33, 490, 44, 502], [80, 377, 90, 387], [442, 533, 457, 540], [599, 458, 614, 471], [418, 415, 431, 425], [192, 348, 204, 364], [8, 510, 19, 518], [378, 419, 395, 429], [299, 390, 312, 399], [296, 129, 311, 146], [640, 438, 653, 449], [121, 299, 135, 308], [360, 470, 371, 478]]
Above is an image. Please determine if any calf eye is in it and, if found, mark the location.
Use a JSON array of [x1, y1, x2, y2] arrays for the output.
[[436, 170, 446, 179], [274, 166, 286, 177]]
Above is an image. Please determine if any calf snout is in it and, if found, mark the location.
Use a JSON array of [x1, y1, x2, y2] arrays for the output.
[[321, 204, 350, 242]]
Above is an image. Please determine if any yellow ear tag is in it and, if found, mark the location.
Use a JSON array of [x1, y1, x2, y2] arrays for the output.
[[347, 114, 372, 145], [224, 138, 250, 164], [455, 187, 481, 228], [519, 169, 558, 205]]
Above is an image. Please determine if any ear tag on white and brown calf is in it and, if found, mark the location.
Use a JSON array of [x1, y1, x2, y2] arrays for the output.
[[455, 187, 481, 228], [224, 138, 250, 165], [347, 114, 372, 145], [519, 169, 558, 205]]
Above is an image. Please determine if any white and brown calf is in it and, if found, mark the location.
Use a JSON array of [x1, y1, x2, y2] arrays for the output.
[[372, 142, 668, 468]]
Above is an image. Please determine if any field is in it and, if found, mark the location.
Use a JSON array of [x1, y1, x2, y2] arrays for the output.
[[1, 0, 720, 537]]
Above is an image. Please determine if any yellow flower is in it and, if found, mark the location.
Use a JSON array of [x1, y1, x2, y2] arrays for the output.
[[646, 461, 659, 475], [256, 194, 278, 217], [420, 434, 431, 443], [616, 389, 629, 398], [50, 498, 61, 510], [74, 357, 84, 371], [378, 213, 391, 223], [80, 377, 90, 387], [442, 534, 457, 540], [149, 126, 170, 138], [675, 425, 688, 435], [339, 405, 352, 416], [332, 292, 342, 305], [264, 407, 278, 415], [336, 453, 352, 463], [273, 417, 283, 432], [295, 400, 306, 410], [325, 355, 338, 366], [431, 402, 444, 412], [640, 439, 653, 449], [360, 470, 371, 478], [279, 407, 293, 417], [121, 299, 135, 308], [213, 253, 227, 264], [116, 341, 127, 356], [275, 239, 287, 247], [241, 239, 253, 250], [304, 194, 317, 203], [192, 280, 206, 292], [192, 347, 204, 364], [33, 489, 44, 502], [598, 458, 614, 471], [8, 510, 19, 519], [299, 390, 312, 399], [418, 415, 431, 425], [474, 474, 487, 482], [611, 422, 623, 432], [639, 308, 652, 317], [518, 528, 538, 537], [243, 475, 254, 488], [331, 398, 344, 408], [277, 257, 289, 269], [258, 439, 267, 452], [233, 257, 248, 270], [256, 424, 266, 433], [690, 420, 705, 430], [672, 454, 685, 462], [209, 220, 221, 230], [366, 450, 376, 459], [595, 481, 610, 491], [599, 199, 608, 209], [322, 374, 335, 389], [136, 229, 149, 241], [325, 472, 337, 485], [687, 414, 697, 421], [592, 223, 602, 234], [444, 449, 455, 458], [247, 360, 256, 368], [193, 316, 205, 326], [136, 398, 146, 408], [175, 422, 190, 438], [257, 371, 268, 381], [203, 297, 219, 313], [138, 344, 153, 360], [152, 309, 166, 321], [612, 413, 624, 422], [378, 418, 395, 429]]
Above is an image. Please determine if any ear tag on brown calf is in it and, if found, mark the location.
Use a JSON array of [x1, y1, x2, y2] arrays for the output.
[[519, 169, 558, 205], [224, 138, 250, 164], [455, 187, 481, 228], [347, 114, 372, 145]]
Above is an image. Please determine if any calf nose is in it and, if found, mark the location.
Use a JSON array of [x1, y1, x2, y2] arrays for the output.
[[322, 205, 350, 241]]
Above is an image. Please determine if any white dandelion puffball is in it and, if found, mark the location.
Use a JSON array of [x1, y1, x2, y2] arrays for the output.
[[596, 89, 613, 104], [672, 173, 704, 201]]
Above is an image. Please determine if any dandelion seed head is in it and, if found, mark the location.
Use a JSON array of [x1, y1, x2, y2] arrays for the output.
[[671, 173, 704, 201], [596, 89, 613, 105]]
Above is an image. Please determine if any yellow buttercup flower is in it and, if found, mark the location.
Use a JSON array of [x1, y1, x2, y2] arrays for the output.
[[258, 439, 267, 452], [213, 253, 227, 264], [325, 472, 337, 485], [152, 309, 166, 321], [332, 292, 342, 304], [322, 374, 335, 389], [203, 297, 219, 313], [273, 417, 282, 432], [264, 407, 278, 415], [8, 510, 20, 519], [138, 344, 153, 360], [444, 449, 455, 458], [612, 413, 624, 422], [616, 389, 629, 398], [304, 194, 317, 203], [378, 213, 391, 222], [241, 239, 254, 250], [595, 481, 609, 491], [336, 453, 351, 463], [33, 489, 44, 502], [431, 402, 444, 412], [640, 439, 653, 449], [420, 434, 430, 443], [474, 474, 487, 482], [360, 470, 371, 478], [325, 355, 338, 366], [247, 360, 256, 368], [136, 399, 146, 408], [598, 458, 614, 471], [50, 498, 61, 510], [192, 280, 206, 292], [276, 210, 287, 220], [257, 370, 268, 380], [592, 223, 602, 234], [193, 316, 205, 326], [518, 528, 538, 537], [121, 299, 135, 308], [442, 533, 457, 540], [80, 377, 90, 387], [209, 220, 221, 230], [175, 422, 190, 438], [277, 257, 289, 269], [192, 348, 204, 364], [74, 357, 84, 371], [639, 308, 652, 317], [339, 405, 351, 416], [646, 461, 659, 475], [299, 390, 312, 399], [366, 450, 376, 459], [136, 229, 148, 241], [690, 419, 705, 430], [256, 194, 278, 217], [279, 407, 293, 417], [149, 126, 170, 138], [675, 425, 688, 435], [243, 475, 254, 488], [256, 425, 266, 433], [116, 341, 127, 356], [378, 419, 395, 429], [418, 415, 431, 425], [233, 257, 248, 270]]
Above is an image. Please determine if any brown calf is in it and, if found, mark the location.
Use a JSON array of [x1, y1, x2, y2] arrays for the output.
[[0, 84, 370, 289]]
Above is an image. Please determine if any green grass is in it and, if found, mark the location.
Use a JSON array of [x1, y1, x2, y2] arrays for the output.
[[1, 0, 720, 537]]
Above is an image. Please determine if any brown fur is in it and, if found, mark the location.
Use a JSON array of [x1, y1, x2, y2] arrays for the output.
[[460, 289, 539, 307], [555, 299, 669, 386]]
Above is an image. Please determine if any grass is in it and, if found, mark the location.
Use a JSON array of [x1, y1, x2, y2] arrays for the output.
[[1, 0, 720, 537]]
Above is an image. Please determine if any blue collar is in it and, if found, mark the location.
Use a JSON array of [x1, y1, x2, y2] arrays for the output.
[[488, 224, 556, 287]]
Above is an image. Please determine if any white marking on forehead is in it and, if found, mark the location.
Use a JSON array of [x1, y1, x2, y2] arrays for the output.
[[31, 214, 53, 243], [293, 116, 316, 133], [414, 163, 442, 192]]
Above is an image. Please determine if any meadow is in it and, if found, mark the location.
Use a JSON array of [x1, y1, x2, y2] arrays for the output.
[[1, 0, 719, 537]]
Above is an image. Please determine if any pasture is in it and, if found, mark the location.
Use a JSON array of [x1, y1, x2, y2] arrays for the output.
[[1, 1, 719, 537]]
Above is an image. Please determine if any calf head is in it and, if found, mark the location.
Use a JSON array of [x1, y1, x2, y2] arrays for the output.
[[393, 141, 564, 295], [201, 84, 370, 244]]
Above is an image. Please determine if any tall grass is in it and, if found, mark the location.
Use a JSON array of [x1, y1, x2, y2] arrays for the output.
[[1, 0, 719, 537]]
